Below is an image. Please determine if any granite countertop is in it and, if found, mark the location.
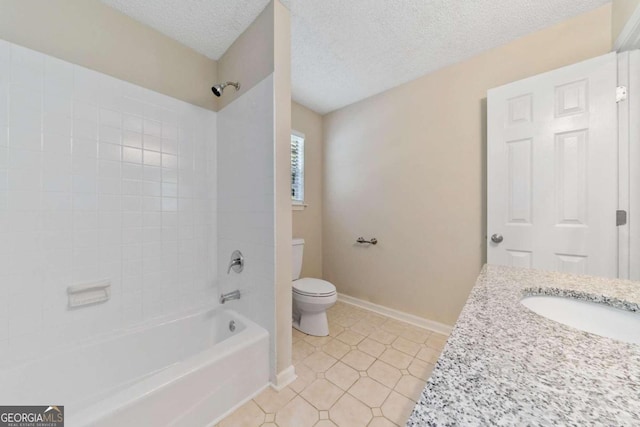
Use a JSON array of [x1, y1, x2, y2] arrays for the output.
[[408, 264, 640, 426]]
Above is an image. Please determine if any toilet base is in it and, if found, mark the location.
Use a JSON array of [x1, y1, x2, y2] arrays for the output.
[[293, 311, 329, 336]]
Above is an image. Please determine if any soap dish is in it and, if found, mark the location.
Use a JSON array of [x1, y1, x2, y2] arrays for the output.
[[67, 280, 111, 308]]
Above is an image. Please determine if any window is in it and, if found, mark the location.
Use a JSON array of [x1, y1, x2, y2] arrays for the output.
[[291, 131, 305, 204]]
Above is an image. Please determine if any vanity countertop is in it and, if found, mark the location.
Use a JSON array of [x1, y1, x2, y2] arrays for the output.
[[407, 264, 640, 426]]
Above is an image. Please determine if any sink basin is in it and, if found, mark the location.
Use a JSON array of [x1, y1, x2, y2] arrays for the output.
[[521, 295, 640, 345]]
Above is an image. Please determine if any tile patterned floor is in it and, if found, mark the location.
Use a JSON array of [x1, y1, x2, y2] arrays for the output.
[[216, 302, 447, 427]]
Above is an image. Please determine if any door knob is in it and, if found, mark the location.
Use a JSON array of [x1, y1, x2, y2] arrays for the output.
[[491, 233, 503, 243]]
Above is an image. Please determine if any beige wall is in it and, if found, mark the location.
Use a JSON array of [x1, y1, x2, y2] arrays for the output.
[[613, 0, 640, 42], [217, 2, 275, 110], [292, 102, 324, 279], [0, 0, 218, 110], [273, 0, 293, 380], [322, 4, 612, 326]]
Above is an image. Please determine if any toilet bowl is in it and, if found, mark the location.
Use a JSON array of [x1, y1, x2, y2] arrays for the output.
[[292, 278, 337, 336], [292, 239, 337, 336]]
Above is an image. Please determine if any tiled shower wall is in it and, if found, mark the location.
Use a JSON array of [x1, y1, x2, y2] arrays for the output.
[[217, 75, 276, 376], [0, 40, 217, 366]]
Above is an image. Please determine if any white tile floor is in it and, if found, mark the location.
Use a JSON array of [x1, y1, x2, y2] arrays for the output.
[[216, 302, 447, 427]]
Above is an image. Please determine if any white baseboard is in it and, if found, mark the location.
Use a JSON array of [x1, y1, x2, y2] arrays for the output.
[[271, 365, 297, 391], [337, 293, 453, 336]]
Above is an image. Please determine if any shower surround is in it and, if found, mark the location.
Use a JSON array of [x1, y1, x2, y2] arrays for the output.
[[217, 75, 277, 377], [0, 0, 293, 423], [0, 36, 279, 425], [0, 39, 218, 365]]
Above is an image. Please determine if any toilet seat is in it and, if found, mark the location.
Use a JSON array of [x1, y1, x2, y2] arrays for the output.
[[293, 278, 336, 297]]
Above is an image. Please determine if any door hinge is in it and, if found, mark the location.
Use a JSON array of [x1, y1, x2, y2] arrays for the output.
[[617, 210, 627, 226], [617, 86, 628, 103]]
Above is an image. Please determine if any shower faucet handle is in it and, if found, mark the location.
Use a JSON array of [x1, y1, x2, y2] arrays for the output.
[[227, 250, 244, 274]]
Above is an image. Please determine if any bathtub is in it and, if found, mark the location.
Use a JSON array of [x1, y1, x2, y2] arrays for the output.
[[0, 306, 269, 426]]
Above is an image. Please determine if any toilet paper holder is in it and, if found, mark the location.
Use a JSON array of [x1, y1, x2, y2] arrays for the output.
[[356, 237, 378, 245]]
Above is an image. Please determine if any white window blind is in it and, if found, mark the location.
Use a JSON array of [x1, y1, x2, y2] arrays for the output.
[[291, 132, 305, 203]]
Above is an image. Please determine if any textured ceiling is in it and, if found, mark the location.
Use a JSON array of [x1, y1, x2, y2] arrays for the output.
[[286, 0, 610, 113], [101, 0, 271, 60], [101, 0, 610, 114]]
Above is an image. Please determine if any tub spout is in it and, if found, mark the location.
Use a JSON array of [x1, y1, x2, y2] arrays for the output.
[[220, 290, 241, 304]]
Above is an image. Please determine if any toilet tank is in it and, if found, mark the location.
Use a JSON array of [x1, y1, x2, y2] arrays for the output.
[[292, 238, 305, 280]]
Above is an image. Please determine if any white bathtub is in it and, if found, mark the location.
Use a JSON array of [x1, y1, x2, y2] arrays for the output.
[[0, 307, 269, 426]]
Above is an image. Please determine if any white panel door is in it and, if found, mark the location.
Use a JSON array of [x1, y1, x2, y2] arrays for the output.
[[487, 52, 619, 278]]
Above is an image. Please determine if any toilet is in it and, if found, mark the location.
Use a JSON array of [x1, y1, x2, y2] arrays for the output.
[[292, 238, 337, 336]]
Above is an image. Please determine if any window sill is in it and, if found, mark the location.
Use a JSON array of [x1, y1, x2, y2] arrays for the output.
[[292, 203, 308, 211]]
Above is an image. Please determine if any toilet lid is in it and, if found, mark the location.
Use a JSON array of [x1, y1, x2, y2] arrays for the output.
[[293, 278, 336, 297]]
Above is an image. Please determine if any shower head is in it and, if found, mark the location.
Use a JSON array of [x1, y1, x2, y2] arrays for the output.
[[211, 81, 241, 97]]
